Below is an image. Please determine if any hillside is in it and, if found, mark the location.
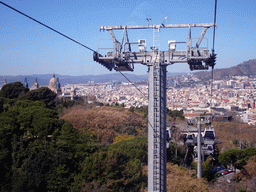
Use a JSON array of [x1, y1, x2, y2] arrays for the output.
[[0, 83, 150, 191], [141, 163, 217, 192], [3, 82, 256, 191], [61, 106, 146, 143], [214, 121, 256, 152], [194, 59, 256, 81]]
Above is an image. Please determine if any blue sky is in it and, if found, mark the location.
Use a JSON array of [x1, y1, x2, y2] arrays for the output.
[[0, 0, 255, 76]]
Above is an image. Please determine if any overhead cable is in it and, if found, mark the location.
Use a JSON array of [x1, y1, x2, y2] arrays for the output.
[[0, 1, 96, 53], [118, 71, 148, 99], [118, 71, 155, 131], [211, 0, 217, 123], [212, 0, 217, 52]]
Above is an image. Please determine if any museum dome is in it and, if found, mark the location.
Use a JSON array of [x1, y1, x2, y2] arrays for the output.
[[49, 73, 57, 89]]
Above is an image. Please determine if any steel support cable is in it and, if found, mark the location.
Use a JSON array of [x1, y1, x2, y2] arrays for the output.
[[118, 71, 147, 99], [211, 0, 217, 121], [0, 1, 96, 53], [118, 71, 156, 132], [212, 0, 217, 52], [211, 0, 217, 88]]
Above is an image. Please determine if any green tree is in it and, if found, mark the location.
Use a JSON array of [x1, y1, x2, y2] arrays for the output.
[[15, 99, 46, 108], [0, 97, 5, 113], [167, 144, 186, 165], [81, 137, 147, 191], [16, 105, 59, 136], [32, 118, 62, 138], [170, 126, 182, 159], [167, 109, 184, 119], [19, 87, 57, 109], [107, 136, 147, 163], [0, 91, 91, 191], [57, 122, 80, 143], [13, 150, 52, 191], [0, 115, 16, 191], [12, 149, 77, 192], [134, 106, 148, 119], [202, 156, 215, 181], [0, 82, 29, 99], [243, 147, 256, 160], [219, 147, 256, 168], [219, 148, 243, 167], [47, 164, 70, 192], [82, 150, 144, 192]]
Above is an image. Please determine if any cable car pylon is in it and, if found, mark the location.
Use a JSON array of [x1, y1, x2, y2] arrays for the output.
[[97, 20, 216, 191]]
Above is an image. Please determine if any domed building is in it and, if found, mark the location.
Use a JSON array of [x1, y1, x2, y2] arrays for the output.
[[49, 73, 57, 90], [48, 73, 62, 95], [61, 85, 79, 101]]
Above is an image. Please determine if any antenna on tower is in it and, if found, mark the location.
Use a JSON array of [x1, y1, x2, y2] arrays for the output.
[[161, 16, 167, 27], [146, 18, 151, 26]]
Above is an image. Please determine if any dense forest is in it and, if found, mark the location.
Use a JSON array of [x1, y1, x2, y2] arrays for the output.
[[1, 82, 256, 191], [0, 82, 149, 191]]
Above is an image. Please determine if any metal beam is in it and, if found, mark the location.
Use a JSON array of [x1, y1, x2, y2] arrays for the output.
[[193, 27, 209, 51], [100, 23, 216, 31]]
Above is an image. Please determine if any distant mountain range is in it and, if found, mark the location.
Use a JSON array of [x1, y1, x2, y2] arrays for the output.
[[0, 72, 184, 86], [193, 59, 256, 81], [1, 59, 256, 86]]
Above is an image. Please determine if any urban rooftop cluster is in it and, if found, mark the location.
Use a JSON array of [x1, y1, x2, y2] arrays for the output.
[[62, 74, 256, 125]]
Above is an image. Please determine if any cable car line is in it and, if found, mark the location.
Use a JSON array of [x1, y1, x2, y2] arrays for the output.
[[118, 71, 147, 99], [210, 0, 217, 124], [119, 70, 155, 132], [0, 1, 96, 53], [119, 71, 157, 132], [1, 1, 150, 103], [212, 0, 217, 53]]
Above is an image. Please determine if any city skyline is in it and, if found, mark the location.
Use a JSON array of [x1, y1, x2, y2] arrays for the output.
[[0, 0, 255, 76]]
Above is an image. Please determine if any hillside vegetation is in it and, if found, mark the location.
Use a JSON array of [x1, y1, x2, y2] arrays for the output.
[[1, 81, 256, 191], [194, 59, 256, 81], [61, 106, 146, 143], [0, 82, 160, 192], [214, 121, 256, 152], [0, 82, 149, 191]]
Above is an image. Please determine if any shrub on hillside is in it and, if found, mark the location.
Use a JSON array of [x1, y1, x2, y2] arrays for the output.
[[219, 147, 256, 168], [166, 163, 215, 192], [61, 106, 145, 144], [81, 137, 147, 191], [214, 122, 256, 152]]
